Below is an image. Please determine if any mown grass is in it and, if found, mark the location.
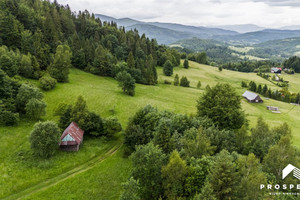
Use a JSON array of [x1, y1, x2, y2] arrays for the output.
[[1, 60, 300, 199]]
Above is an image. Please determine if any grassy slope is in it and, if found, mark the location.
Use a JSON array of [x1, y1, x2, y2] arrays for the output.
[[1, 61, 300, 199]]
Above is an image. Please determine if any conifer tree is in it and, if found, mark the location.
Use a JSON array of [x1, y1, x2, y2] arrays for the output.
[[184, 59, 189, 69], [163, 60, 173, 76], [174, 74, 179, 86], [127, 51, 135, 69]]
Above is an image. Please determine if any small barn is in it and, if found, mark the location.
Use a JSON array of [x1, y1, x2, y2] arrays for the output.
[[60, 122, 84, 151], [271, 67, 282, 74], [242, 91, 263, 103]]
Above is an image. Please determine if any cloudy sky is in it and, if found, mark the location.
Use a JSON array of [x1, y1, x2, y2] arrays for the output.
[[57, 0, 300, 28]]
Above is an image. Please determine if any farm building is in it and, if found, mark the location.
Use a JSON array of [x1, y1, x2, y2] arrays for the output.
[[60, 122, 84, 151], [271, 67, 282, 74], [242, 91, 263, 103], [267, 106, 279, 111]]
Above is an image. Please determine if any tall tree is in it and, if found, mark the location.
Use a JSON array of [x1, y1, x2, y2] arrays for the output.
[[127, 51, 135, 69], [48, 44, 72, 82], [161, 150, 188, 200], [197, 83, 245, 130], [130, 143, 166, 200], [163, 60, 173, 76]]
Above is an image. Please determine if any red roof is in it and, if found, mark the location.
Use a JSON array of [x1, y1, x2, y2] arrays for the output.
[[60, 122, 84, 146]]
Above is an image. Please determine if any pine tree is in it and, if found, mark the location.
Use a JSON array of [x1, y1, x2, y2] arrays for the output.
[[197, 81, 202, 89], [127, 51, 135, 69], [174, 74, 179, 86], [183, 59, 189, 69], [163, 60, 173, 76], [207, 150, 238, 200], [161, 150, 188, 199]]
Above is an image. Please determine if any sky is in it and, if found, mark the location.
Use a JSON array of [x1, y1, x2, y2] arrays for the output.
[[57, 0, 300, 28]]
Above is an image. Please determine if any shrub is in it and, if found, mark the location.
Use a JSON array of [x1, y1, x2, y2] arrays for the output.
[[164, 80, 172, 85], [180, 76, 190, 87], [25, 98, 47, 120], [174, 74, 179, 86], [29, 121, 60, 158], [103, 117, 122, 137], [184, 59, 189, 69], [39, 75, 57, 91], [0, 110, 19, 126], [197, 81, 201, 89]]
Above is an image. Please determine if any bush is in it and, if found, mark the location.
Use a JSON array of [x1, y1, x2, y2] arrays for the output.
[[174, 74, 179, 86], [39, 75, 57, 91], [16, 84, 44, 113], [103, 117, 122, 137], [184, 59, 189, 69], [180, 76, 190, 87], [241, 81, 248, 88], [29, 121, 61, 158], [164, 80, 172, 85], [116, 71, 135, 96], [0, 110, 19, 126], [197, 81, 201, 89], [25, 98, 47, 120]]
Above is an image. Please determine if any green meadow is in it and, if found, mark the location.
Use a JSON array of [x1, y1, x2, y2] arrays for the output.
[[1, 60, 300, 199]]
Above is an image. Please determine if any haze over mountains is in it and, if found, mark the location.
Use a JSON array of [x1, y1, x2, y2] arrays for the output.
[[95, 14, 300, 45]]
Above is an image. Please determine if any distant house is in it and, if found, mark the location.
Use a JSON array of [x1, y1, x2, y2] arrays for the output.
[[242, 91, 263, 103], [271, 67, 282, 74], [60, 122, 84, 151]]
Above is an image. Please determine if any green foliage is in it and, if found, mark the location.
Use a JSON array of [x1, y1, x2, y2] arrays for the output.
[[181, 128, 215, 159], [25, 98, 47, 120], [19, 53, 33, 78], [174, 74, 179, 86], [188, 52, 208, 65], [236, 153, 267, 200], [0, 109, 19, 126], [197, 83, 245, 130], [16, 84, 44, 113], [163, 60, 173, 76], [130, 143, 166, 200], [284, 56, 300, 73], [194, 182, 217, 200], [183, 59, 189, 69], [180, 76, 190, 87], [152, 119, 174, 154], [197, 81, 201, 89], [263, 135, 299, 184], [48, 45, 72, 82], [39, 75, 57, 91], [161, 150, 188, 200], [185, 157, 212, 198], [207, 150, 238, 200], [29, 121, 60, 158], [0, 54, 18, 77], [103, 117, 122, 137], [56, 96, 106, 135], [127, 51, 135, 69], [241, 81, 248, 88], [218, 66, 223, 71], [120, 177, 141, 200], [116, 71, 135, 96]]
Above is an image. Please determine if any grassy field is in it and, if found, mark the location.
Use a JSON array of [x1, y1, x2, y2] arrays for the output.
[[1, 60, 300, 199]]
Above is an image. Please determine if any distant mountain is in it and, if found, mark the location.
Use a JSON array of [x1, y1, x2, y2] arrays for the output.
[[215, 29, 300, 45], [95, 14, 300, 46], [211, 24, 265, 33], [280, 25, 300, 30], [95, 14, 238, 44], [126, 24, 195, 44]]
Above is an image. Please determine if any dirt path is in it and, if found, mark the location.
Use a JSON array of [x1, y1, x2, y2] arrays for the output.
[[2, 143, 122, 200]]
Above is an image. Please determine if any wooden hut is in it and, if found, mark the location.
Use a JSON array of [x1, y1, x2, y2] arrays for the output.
[[60, 122, 84, 151], [242, 91, 263, 103]]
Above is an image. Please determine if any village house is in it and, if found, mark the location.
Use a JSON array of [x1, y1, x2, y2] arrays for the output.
[[60, 122, 84, 151], [271, 67, 282, 74], [242, 91, 263, 103]]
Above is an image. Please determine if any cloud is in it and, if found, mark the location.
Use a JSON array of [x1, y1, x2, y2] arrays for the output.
[[56, 0, 300, 28]]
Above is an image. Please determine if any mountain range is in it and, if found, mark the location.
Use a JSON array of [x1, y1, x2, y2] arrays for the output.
[[95, 14, 300, 46]]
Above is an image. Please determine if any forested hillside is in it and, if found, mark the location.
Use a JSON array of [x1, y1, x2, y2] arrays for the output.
[[0, 0, 181, 125]]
